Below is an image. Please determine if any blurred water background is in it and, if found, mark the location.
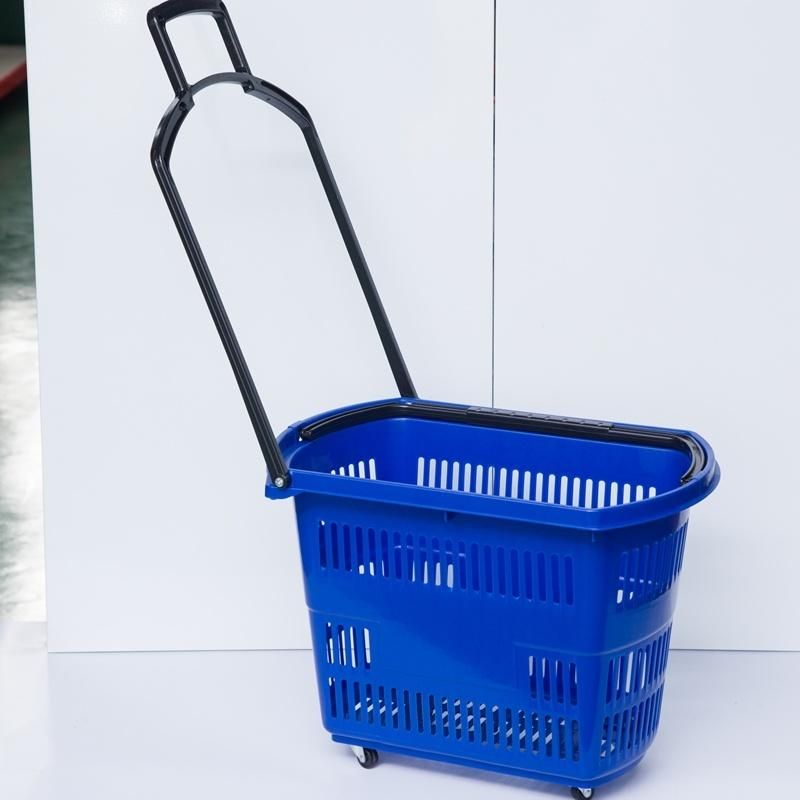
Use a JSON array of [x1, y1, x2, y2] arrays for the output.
[[0, 86, 45, 620]]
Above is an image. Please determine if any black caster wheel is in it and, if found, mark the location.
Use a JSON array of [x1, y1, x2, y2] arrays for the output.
[[570, 789, 593, 800], [351, 746, 379, 769]]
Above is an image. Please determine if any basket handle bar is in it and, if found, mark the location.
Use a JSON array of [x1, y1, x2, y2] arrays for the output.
[[147, 0, 417, 488], [147, 0, 250, 96]]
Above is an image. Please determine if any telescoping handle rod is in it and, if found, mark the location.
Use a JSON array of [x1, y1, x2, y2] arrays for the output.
[[147, 0, 416, 489]]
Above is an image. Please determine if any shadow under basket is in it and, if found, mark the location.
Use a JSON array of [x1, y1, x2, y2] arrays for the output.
[[147, 2, 719, 795]]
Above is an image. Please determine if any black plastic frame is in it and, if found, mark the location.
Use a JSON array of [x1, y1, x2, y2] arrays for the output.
[[148, 0, 416, 487], [298, 402, 705, 483]]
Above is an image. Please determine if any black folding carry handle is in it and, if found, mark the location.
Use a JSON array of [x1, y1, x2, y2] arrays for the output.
[[147, 0, 250, 96], [148, 0, 416, 488], [148, 1, 705, 490]]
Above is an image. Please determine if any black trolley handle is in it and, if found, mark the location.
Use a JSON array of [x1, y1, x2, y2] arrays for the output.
[[147, 0, 416, 489]]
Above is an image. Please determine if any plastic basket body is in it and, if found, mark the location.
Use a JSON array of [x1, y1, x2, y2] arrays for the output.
[[269, 398, 719, 789]]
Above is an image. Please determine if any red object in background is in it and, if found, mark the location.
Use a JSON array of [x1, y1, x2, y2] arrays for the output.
[[0, 46, 26, 100]]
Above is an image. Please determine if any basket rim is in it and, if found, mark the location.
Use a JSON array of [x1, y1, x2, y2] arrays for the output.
[[265, 397, 719, 531]]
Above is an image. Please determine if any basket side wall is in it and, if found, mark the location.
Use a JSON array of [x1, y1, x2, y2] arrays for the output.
[[294, 493, 689, 784]]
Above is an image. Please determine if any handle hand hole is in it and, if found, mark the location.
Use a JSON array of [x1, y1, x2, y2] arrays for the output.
[[165, 13, 234, 88]]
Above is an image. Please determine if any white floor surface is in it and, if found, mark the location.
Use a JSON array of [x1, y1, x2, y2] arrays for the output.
[[1, 623, 796, 799]]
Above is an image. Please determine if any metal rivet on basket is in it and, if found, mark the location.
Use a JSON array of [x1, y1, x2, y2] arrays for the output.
[[274, 476, 286, 488]]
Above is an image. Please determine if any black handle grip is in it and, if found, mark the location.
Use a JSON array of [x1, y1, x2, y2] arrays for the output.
[[299, 401, 707, 484], [147, 0, 250, 95]]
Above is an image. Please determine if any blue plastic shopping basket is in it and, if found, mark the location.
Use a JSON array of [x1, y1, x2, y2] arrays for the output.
[[148, 3, 720, 797]]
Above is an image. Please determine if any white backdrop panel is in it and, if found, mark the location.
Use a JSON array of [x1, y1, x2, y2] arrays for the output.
[[495, 0, 800, 649], [27, 0, 493, 651]]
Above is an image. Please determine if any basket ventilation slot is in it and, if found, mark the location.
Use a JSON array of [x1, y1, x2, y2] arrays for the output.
[[598, 626, 671, 761], [599, 686, 664, 762], [318, 521, 574, 605], [616, 523, 688, 608], [416, 457, 656, 508], [528, 656, 579, 706], [324, 622, 372, 670], [326, 677, 581, 762], [331, 459, 377, 479], [604, 626, 671, 707]]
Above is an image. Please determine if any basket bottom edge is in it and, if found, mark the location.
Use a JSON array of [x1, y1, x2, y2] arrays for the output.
[[330, 733, 644, 789]]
